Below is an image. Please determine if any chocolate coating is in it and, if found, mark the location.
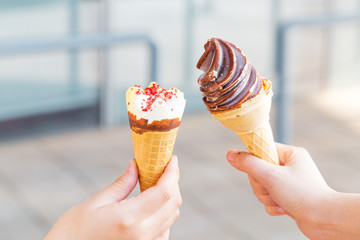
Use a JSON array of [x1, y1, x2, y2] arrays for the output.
[[128, 112, 181, 134], [196, 38, 262, 112]]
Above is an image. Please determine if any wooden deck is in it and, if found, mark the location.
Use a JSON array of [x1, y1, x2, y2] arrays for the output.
[[1, 99, 360, 240]]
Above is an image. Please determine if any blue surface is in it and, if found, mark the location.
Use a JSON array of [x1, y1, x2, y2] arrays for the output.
[[0, 81, 97, 121], [0, 0, 62, 10]]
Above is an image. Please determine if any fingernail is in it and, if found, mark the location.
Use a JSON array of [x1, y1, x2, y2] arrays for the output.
[[172, 155, 178, 164], [126, 159, 135, 172], [227, 150, 240, 163]]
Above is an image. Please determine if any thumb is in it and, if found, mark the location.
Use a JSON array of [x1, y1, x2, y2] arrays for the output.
[[93, 159, 138, 206], [226, 150, 279, 187]]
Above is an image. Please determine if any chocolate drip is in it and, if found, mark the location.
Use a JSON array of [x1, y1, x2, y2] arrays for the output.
[[128, 112, 180, 134], [196, 38, 262, 112]]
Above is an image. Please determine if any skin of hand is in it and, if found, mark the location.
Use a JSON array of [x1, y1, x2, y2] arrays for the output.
[[45, 156, 182, 240], [226, 143, 340, 239]]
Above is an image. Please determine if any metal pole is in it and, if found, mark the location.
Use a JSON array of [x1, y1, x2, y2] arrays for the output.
[[184, 0, 195, 91], [68, 0, 79, 94], [272, 0, 280, 76], [0, 34, 158, 54], [275, 26, 291, 143], [319, 0, 333, 90], [98, 0, 112, 127], [358, 0, 360, 58], [272, 0, 284, 142], [148, 41, 158, 84]]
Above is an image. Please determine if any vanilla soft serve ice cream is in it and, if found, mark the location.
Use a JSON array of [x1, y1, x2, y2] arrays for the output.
[[126, 82, 186, 124]]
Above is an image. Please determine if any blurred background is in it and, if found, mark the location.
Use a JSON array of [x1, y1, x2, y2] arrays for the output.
[[0, 0, 360, 239]]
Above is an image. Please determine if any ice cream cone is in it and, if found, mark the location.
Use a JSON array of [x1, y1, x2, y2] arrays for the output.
[[126, 82, 186, 192], [212, 78, 279, 164], [236, 121, 278, 164], [131, 127, 179, 192], [196, 38, 279, 165]]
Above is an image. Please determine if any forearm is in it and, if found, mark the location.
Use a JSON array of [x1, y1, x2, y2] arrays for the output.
[[315, 192, 360, 239]]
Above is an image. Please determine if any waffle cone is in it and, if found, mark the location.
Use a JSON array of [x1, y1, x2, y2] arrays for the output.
[[236, 121, 278, 164], [131, 127, 179, 192], [212, 79, 279, 164]]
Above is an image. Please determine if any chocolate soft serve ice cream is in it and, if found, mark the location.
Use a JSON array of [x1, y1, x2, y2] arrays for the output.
[[197, 38, 263, 112], [196, 38, 279, 164]]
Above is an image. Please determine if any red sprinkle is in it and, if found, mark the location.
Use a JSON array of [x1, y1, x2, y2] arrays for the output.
[[135, 83, 176, 112]]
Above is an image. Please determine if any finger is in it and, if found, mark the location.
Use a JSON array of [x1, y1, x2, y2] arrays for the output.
[[275, 143, 312, 166], [248, 176, 268, 195], [255, 193, 278, 207], [155, 228, 170, 240], [92, 159, 138, 206], [147, 208, 180, 240], [142, 184, 181, 239], [265, 205, 287, 216], [131, 156, 180, 216], [124, 187, 180, 240], [227, 150, 279, 187], [156, 155, 180, 186], [286, 211, 295, 220]]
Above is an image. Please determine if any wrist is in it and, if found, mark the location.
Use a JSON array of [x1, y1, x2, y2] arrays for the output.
[[44, 209, 79, 240], [320, 191, 360, 239], [305, 190, 360, 240], [294, 187, 337, 239], [311, 189, 340, 239]]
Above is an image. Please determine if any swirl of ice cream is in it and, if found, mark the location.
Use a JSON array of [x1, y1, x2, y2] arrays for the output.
[[196, 38, 262, 112], [126, 82, 186, 130]]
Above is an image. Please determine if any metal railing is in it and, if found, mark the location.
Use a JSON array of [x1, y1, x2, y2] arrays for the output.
[[0, 33, 158, 127], [275, 14, 360, 143]]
